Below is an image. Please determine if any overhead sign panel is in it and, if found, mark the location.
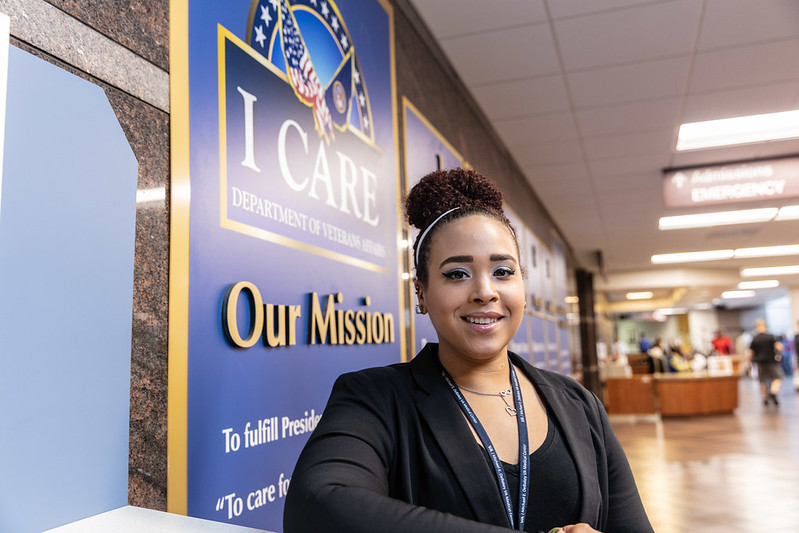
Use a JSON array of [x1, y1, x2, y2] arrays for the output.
[[663, 157, 799, 208]]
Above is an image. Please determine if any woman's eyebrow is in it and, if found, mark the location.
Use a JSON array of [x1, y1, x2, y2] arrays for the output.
[[439, 255, 472, 268], [439, 254, 517, 268]]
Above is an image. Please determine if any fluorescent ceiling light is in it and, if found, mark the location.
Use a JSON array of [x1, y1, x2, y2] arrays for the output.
[[652, 249, 734, 264], [738, 280, 779, 289], [655, 307, 687, 315], [676, 109, 799, 151], [741, 265, 799, 277], [626, 291, 653, 300], [721, 290, 755, 299], [734, 244, 799, 258], [659, 208, 778, 230], [775, 205, 799, 221]]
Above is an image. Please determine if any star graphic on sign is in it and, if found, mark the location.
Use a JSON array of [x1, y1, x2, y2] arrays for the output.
[[254, 24, 266, 47], [353, 69, 360, 84], [260, 5, 272, 25], [359, 92, 365, 107], [321, 1, 330, 18], [340, 34, 349, 50], [362, 116, 369, 130], [269, 0, 279, 12], [310, 0, 317, 4], [331, 16, 339, 32]]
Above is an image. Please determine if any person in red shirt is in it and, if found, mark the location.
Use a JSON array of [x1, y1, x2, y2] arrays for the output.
[[711, 329, 733, 355]]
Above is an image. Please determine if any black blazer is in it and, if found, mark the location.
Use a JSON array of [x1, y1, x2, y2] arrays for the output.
[[284, 344, 653, 532]]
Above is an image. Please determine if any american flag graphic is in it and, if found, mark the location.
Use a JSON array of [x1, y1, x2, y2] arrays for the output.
[[247, 0, 373, 141], [280, 0, 333, 139]]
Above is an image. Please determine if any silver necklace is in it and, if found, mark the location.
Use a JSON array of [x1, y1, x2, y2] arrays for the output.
[[457, 384, 517, 416]]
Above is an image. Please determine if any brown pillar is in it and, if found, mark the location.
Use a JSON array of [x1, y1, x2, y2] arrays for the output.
[[576, 269, 601, 396]]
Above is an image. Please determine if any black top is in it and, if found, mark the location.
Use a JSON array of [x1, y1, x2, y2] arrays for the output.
[[284, 344, 654, 533], [480, 415, 581, 532], [750, 332, 778, 364]]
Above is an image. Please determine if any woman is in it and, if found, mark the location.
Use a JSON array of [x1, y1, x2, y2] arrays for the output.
[[284, 169, 652, 532]]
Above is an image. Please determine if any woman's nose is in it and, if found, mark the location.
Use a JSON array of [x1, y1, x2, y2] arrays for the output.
[[470, 273, 499, 303]]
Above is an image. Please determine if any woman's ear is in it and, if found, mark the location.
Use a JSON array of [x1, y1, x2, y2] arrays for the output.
[[414, 281, 426, 312]]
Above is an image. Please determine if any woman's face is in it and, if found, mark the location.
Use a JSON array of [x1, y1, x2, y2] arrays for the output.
[[416, 214, 525, 364]]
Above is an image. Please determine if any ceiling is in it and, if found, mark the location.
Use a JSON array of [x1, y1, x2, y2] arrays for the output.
[[408, 0, 799, 315]]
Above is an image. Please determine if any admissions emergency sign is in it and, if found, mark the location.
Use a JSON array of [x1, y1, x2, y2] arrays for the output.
[[663, 157, 799, 208]]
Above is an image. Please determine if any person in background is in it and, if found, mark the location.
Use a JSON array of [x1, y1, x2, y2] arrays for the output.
[[610, 336, 629, 367], [666, 338, 691, 372], [777, 334, 793, 378], [638, 333, 652, 354], [647, 337, 667, 373], [748, 319, 783, 406], [711, 329, 733, 355], [284, 168, 653, 533]]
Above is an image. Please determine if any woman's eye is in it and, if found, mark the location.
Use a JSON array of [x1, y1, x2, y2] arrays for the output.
[[494, 267, 515, 278], [442, 269, 469, 280]]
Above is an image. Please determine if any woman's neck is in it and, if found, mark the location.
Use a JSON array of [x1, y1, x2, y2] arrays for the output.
[[438, 346, 512, 391]]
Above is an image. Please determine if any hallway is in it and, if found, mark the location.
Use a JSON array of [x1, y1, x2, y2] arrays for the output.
[[611, 377, 799, 533]]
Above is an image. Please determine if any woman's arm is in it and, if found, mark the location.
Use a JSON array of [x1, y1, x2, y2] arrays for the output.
[[283, 370, 513, 533]]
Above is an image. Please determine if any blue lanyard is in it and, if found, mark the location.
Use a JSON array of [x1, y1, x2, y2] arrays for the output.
[[441, 359, 530, 530]]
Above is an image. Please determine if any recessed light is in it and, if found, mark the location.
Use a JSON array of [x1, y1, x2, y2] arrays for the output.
[[775, 205, 799, 221], [652, 250, 734, 264], [738, 280, 779, 289], [626, 291, 653, 300], [721, 290, 756, 299], [734, 244, 799, 258], [677, 109, 799, 151], [741, 265, 799, 277], [659, 208, 778, 230]]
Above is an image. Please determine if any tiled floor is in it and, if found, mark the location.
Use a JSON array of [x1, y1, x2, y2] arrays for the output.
[[610, 376, 799, 533]]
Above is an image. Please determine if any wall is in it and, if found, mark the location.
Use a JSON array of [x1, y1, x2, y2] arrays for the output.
[[615, 316, 681, 353]]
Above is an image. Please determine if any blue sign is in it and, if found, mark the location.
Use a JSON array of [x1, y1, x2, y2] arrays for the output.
[[171, 1, 400, 530], [401, 97, 466, 353]]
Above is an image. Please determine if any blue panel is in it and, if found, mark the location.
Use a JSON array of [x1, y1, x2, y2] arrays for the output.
[[0, 47, 138, 532]]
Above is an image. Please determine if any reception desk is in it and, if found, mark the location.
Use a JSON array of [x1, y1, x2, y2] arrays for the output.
[[606, 373, 739, 416]]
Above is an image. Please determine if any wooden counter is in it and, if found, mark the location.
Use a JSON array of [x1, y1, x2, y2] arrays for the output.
[[656, 374, 739, 416], [605, 376, 657, 415], [605, 373, 739, 416]]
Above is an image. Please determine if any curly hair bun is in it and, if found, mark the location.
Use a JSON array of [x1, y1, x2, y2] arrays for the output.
[[405, 168, 504, 230]]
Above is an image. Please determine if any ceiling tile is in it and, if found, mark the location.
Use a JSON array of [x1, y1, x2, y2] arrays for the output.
[[440, 24, 559, 86], [412, 0, 547, 39], [470, 75, 570, 119], [682, 81, 799, 123], [589, 154, 664, 179], [494, 112, 577, 145], [577, 98, 682, 137], [689, 38, 799, 93], [698, 0, 799, 50], [583, 129, 674, 161], [568, 57, 689, 108], [510, 139, 584, 167], [547, 0, 659, 20], [553, 0, 702, 71], [521, 162, 590, 183]]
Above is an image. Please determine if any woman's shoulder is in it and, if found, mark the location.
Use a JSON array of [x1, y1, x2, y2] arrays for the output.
[[333, 361, 414, 397]]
